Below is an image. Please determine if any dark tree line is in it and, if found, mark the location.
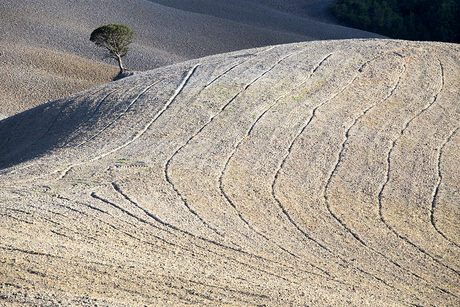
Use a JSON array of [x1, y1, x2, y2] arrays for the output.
[[329, 0, 460, 43]]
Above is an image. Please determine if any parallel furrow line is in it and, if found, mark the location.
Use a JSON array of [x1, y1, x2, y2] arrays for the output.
[[94, 186, 299, 284], [270, 53, 408, 291], [324, 57, 406, 247], [164, 52, 295, 237], [0, 212, 33, 225], [63, 90, 116, 147], [0, 89, 107, 175], [59, 64, 199, 180], [311, 54, 333, 74], [111, 182, 178, 233], [431, 125, 460, 248], [0, 136, 11, 154], [378, 56, 460, 280], [271, 63, 363, 253], [429, 58, 460, 249], [111, 183, 327, 283], [182, 277, 271, 301], [14, 86, 112, 157], [242, 51, 292, 90], [219, 53, 334, 276], [1, 163, 36, 177], [0, 245, 59, 258], [113, 186, 349, 286], [90, 192, 168, 234], [201, 46, 275, 90], [75, 82, 159, 148], [57, 195, 110, 215], [56, 196, 201, 258], [54, 195, 93, 215], [17, 99, 71, 155]]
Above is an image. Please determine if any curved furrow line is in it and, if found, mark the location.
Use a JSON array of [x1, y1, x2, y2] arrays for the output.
[[99, 185, 302, 285], [112, 182, 229, 242], [90, 192, 169, 235], [164, 51, 298, 238], [156, 50, 280, 237], [13, 98, 72, 157], [110, 182, 231, 251], [242, 51, 295, 91], [353, 267, 397, 291], [61, 90, 116, 148], [0, 245, 58, 259], [219, 118, 333, 274], [266, 53, 416, 292], [200, 46, 276, 91], [53, 198, 91, 216], [75, 81, 160, 148], [0, 212, 33, 225], [311, 54, 333, 74], [218, 53, 334, 274], [58, 64, 200, 180], [54, 196, 170, 244], [0, 87, 110, 177], [111, 183, 333, 283], [80, 195, 224, 271], [164, 174, 225, 237], [56, 195, 110, 215], [430, 125, 460, 248], [324, 56, 407, 248], [75, 51, 261, 151], [1, 86, 113, 168], [89, 192, 226, 261], [0, 136, 11, 156], [111, 182, 176, 230], [270, 59, 367, 252], [86, 66, 194, 158], [378, 57, 460, 278], [55, 195, 110, 215], [55, 196, 202, 256], [218, 99, 300, 259]]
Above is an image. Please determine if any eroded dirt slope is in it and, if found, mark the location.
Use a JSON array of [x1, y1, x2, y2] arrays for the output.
[[1, 39, 459, 306]]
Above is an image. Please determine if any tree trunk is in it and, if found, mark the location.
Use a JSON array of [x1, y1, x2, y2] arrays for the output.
[[116, 54, 124, 73]]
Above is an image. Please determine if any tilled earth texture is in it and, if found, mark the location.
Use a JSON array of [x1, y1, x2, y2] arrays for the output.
[[1, 39, 460, 306]]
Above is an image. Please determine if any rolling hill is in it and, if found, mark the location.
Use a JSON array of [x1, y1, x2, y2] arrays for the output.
[[0, 0, 383, 119], [1, 39, 459, 306]]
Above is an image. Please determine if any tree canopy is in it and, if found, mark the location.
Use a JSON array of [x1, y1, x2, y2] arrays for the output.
[[328, 0, 460, 43], [90, 24, 135, 73]]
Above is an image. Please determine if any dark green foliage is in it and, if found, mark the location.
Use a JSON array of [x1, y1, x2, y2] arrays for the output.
[[329, 0, 460, 43], [90, 24, 135, 72]]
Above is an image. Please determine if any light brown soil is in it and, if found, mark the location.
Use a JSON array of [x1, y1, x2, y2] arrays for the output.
[[1, 39, 459, 306], [0, 0, 383, 119]]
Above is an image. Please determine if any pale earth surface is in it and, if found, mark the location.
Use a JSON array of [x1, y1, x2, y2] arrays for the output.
[[1, 39, 460, 306], [1, 0, 460, 306], [0, 0, 383, 118]]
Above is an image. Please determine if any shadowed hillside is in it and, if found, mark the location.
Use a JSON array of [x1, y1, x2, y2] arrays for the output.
[[1, 39, 459, 306]]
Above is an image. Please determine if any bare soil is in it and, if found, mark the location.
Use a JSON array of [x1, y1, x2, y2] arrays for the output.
[[0, 0, 382, 119], [1, 39, 459, 306]]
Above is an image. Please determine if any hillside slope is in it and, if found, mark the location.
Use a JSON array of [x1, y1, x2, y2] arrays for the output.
[[1, 39, 459, 306], [0, 0, 383, 118]]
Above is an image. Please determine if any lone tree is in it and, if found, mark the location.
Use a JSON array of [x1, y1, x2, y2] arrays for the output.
[[90, 24, 134, 73]]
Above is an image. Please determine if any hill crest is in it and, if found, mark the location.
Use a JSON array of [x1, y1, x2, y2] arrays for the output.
[[1, 39, 459, 306]]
